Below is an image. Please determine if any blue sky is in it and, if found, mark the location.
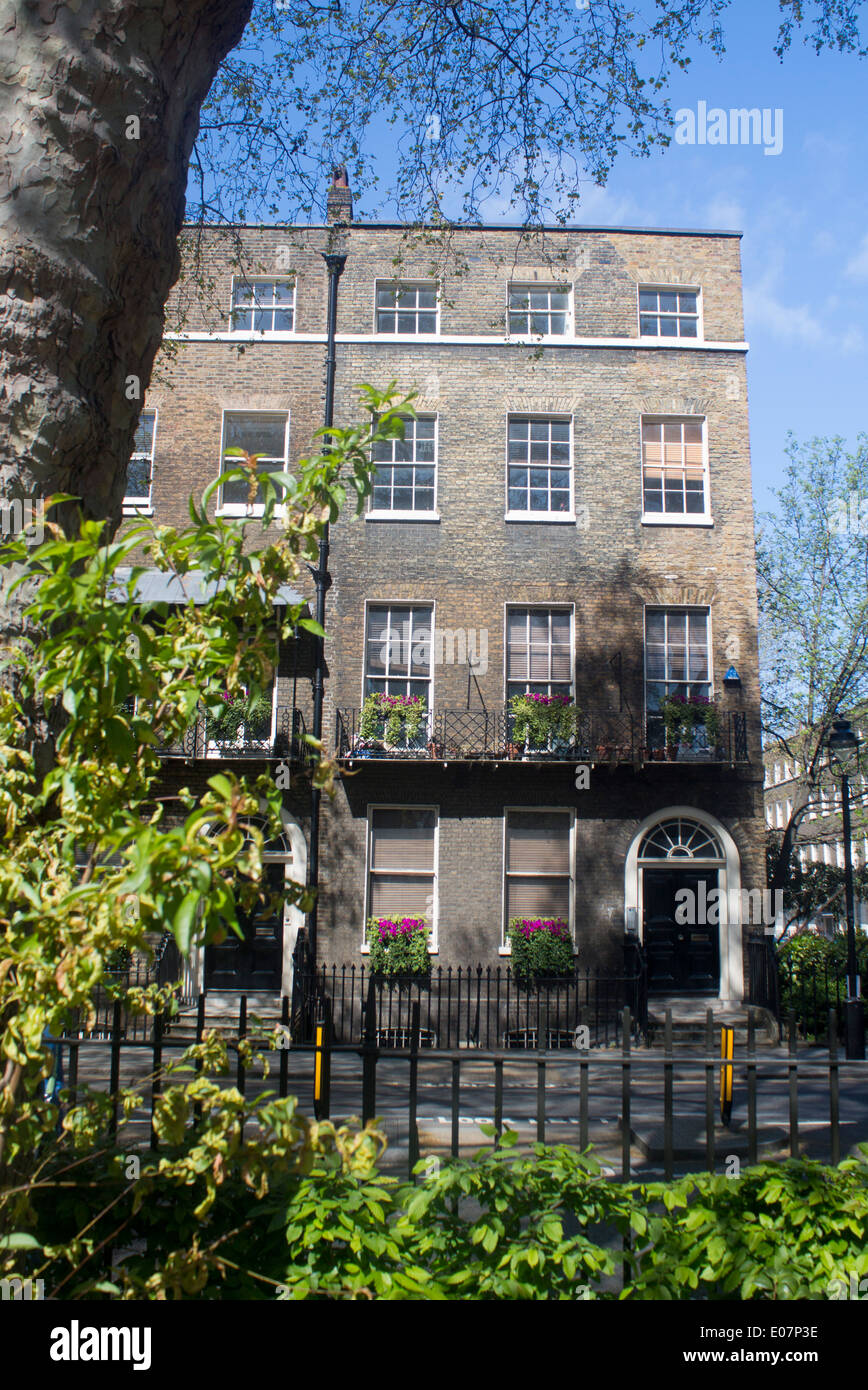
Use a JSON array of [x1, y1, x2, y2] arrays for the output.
[[210, 8, 867, 515], [347, 10, 868, 515], [577, 7, 868, 516]]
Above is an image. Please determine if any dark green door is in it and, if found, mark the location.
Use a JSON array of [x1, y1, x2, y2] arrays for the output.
[[204, 859, 285, 991], [643, 868, 720, 993]]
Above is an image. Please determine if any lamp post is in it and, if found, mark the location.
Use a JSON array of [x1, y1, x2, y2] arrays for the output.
[[306, 248, 346, 966], [827, 716, 865, 1060]]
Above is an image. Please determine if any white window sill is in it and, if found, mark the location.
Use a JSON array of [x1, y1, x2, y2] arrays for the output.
[[216, 506, 287, 520], [508, 334, 572, 344], [373, 332, 441, 342], [225, 331, 298, 340], [366, 511, 440, 523], [122, 503, 153, 516], [641, 514, 714, 527], [505, 513, 576, 524]]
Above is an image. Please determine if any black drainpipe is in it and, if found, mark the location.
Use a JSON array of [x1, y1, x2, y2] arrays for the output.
[[307, 250, 346, 965]]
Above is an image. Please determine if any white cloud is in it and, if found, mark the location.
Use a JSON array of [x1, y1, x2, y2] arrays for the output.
[[701, 194, 745, 230], [813, 229, 838, 255], [744, 279, 823, 343], [744, 274, 863, 354], [841, 325, 866, 354], [845, 233, 868, 281], [474, 177, 638, 226]]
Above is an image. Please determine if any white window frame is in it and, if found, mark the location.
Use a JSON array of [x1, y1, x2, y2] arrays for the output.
[[362, 803, 439, 953], [637, 284, 703, 341], [362, 600, 436, 715], [373, 280, 440, 337], [505, 414, 575, 522], [216, 409, 290, 517], [367, 414, 440, 521], [506, 282, 573, 340], [123, 408, 157, 514], [228, 276, 296, 336], [499, 806, 576, 952], [503, 603, 575, 703], [643, 605, 714, 733], [639, 415, 712, 527]]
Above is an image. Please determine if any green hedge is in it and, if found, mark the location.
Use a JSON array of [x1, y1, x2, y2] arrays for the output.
[[9, 1114, 868, 1300], [777, 932, 868, 1038]]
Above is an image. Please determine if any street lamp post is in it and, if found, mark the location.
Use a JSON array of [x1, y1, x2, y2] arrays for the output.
[[306, 248, 347, 966], [827, 717, 865, 1060]]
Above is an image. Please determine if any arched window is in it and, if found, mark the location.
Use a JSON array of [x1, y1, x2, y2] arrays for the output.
[[638, 817, 724, 862]]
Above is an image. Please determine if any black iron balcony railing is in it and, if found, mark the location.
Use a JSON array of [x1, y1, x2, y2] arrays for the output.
[[156, 706, 314, 763], [336, 706, 749, 765]]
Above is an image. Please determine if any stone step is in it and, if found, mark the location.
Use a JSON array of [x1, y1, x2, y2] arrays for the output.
[[645, 1003, 779, 1048]]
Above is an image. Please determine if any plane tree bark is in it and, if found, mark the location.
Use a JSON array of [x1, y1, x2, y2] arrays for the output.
[[0, 0, 253, 644]]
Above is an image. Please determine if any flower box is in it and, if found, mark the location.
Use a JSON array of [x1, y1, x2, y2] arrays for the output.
[[507, 917, 575, 987], [207, 687, 272, 746], [366, 916, 430, 982], [658, 693, 722, 754], [508, 693, 579, 753], [360, 692, 427, 749]]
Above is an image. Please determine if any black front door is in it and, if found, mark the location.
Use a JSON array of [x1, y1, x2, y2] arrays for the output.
[[643, 868, 720, 993], [204, 859, 285, 992]]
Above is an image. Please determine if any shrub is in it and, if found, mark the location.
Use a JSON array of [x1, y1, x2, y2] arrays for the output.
[[360, 692, 426, 744], [508, 693, 577, 747], [367, 916, 430, 976], [0, 382, 414, 1300], [777, 931, 868, 1037], [624, 1156, 868, 1299], [658, 692, 720, 744], [208, 687, 272, 740], [507, 917, 575, 982]]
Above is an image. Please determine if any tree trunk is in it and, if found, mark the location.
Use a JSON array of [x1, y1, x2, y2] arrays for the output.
[[0, 0, 253, 640]]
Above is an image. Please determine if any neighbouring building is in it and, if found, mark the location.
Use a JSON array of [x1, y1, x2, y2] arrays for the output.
[[123, 172, 765, 1012], [763, 715, 868, 933]]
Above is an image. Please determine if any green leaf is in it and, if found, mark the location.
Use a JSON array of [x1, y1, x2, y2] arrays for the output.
[[0, 1233, 41, 1250], [173, 891, 201, 954]]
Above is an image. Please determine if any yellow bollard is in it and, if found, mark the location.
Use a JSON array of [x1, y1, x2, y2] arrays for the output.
[[720, 1025, 734, 1127]]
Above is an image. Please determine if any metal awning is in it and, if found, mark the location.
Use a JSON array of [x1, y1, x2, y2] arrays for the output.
[[111, 567, 305, 608]]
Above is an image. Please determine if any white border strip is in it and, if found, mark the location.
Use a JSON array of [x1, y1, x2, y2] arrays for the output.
[[164, 330, 749, 352]]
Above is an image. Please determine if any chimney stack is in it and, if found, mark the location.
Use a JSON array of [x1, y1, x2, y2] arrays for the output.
[[327, 165, 353, 225]]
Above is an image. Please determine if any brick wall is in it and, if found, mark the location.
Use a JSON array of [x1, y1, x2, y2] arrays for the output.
[[136, 219, 763, 992]]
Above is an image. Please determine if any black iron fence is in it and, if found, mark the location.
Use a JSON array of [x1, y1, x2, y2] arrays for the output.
[[42, 999, 864, 1179], [290, 956, 649, 1050], [746, 931, 781, 1034], [156, 706, 312, 762], [746, 931, 868, 1045], [63, 934, 188, 1042], [336, 706, 749, 765], [777, 951, 862, 1043]]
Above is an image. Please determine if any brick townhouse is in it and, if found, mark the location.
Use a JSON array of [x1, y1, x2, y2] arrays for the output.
[[124, 174, 765, 1012]]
